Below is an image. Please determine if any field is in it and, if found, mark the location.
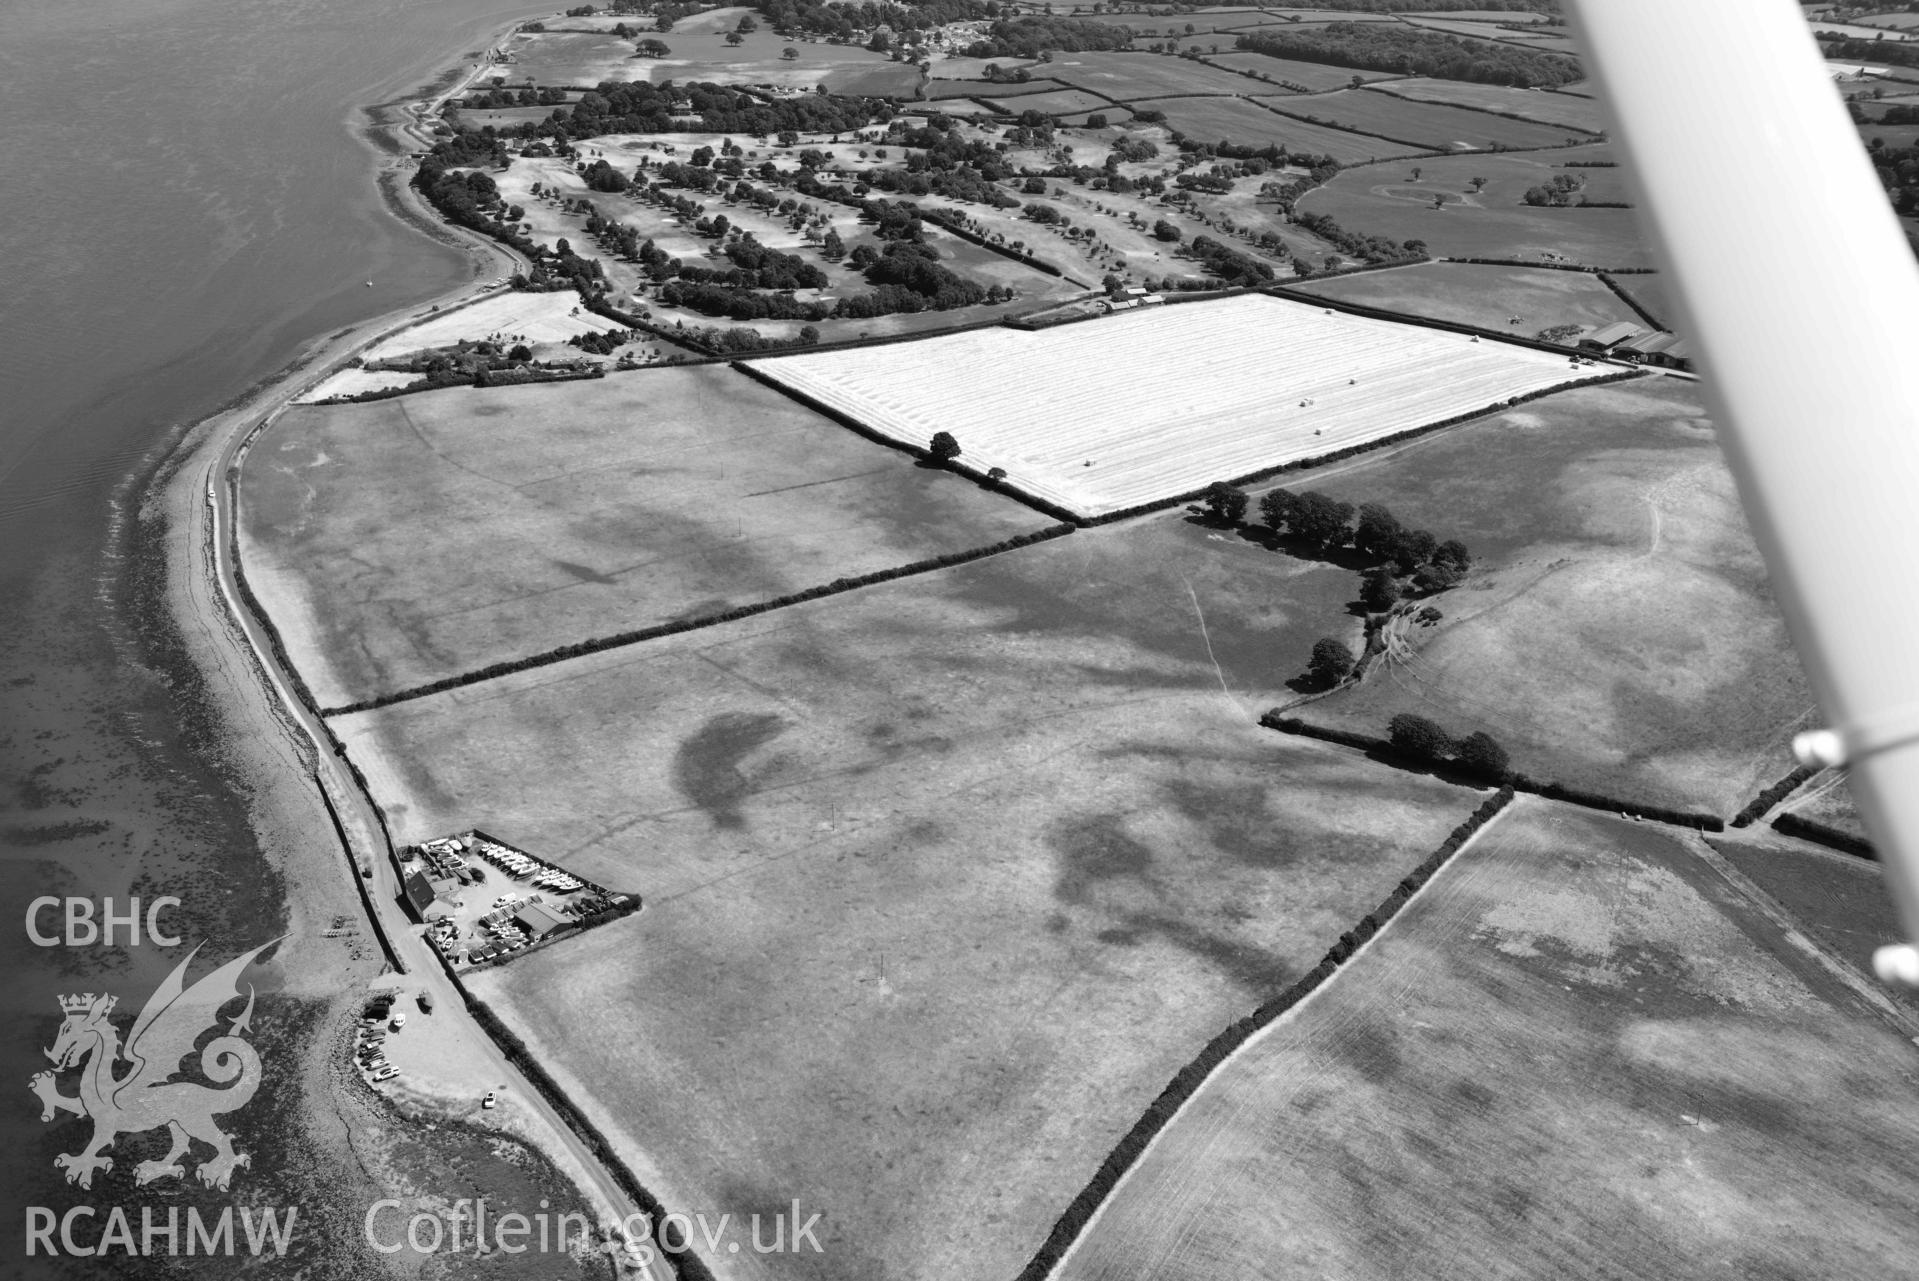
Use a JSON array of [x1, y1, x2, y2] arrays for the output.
[[1270, 87, 1593, 150], [1861, 122, 1919, 150], [1292, 260, 1645, 337], [1300, 143, 1657, 267], [357, 290, 612, 360], [1607, 271, 1677, 329], [1715, 833, 1902, 992], [1367, 77, 1610, 133], [1279, 375, 1818, 815], [751, 293, 1614, 518], [1812, 20, 1919, 41], [330, 512, 1493, 1281], [237, 364, 1051, 707], [1151, 97, 1431, 160], [1199, 51, 1400, 91], [1779, 769, 1870, 841], [922, 76, 1065, 100], [1043, 50, 1282, 100], [502, 26, 921, 94], [1055, 800, 1919, 1281], [983, 87, 1116, 116]]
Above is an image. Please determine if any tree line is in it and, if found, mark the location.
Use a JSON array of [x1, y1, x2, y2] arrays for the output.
[[1235, 21, 1581, 88]]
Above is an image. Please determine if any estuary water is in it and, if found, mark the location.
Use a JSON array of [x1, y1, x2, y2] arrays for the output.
[[0, 0, 534, 1263]]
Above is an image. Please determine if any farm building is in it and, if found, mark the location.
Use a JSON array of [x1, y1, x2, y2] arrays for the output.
[[1579, 321, 1645, 352], [513, 901, 567, 939], [400, 869, 438, 922]]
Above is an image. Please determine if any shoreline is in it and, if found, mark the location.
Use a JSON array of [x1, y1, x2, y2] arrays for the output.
[[138, 9, 675, 1260]]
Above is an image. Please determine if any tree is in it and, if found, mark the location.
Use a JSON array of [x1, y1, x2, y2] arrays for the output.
[[726, 30, 744, 45], [1434, 539, 1471, 573], [1360, 566, 1400, 611], [1457, 731, 1510, 781], [1350, 74, 1365, 89], [1152, 219, 1181, 242], [1086, 112, 1108, 129], [929, 431, 961, 462], [1306, 637, 1354, 689], [1022, 176, 1047, 194], [1389, 713, 1453, 764], [1352, 503, 1402, 560], [1291, 491, 1353, 549], [1391, 529, 1437, 575], [782, 46, 799, 60], [1469, 176, 1489, 192], [1200, 481, 1248, 526], [736, 14, 757, 33], [508, 343, 532, 362], [636, 38, 670, 56], [821, 228, 845, 259], [1433, 194, 1446, 210], [1260, 488, 1298, 533]]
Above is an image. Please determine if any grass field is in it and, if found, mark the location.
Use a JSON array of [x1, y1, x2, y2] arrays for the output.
[[753, 293, 1613, 517], [1292, 260, 1644, 337], [1367, 77, 1610, 133], [331, 514, 1492, 1281], [1152, 97, 1431, 160], [1272, 87, 1593, 150], [1779, 769, 1870, 841], [1714, 833, 1903, 994], [984, 87, 1116, 116], [1199, 51, 1399, 91], [1277, 375, 1818, 815], [1044, 50, 1278, 100], [1606, 272, 1676, 330], [238, 364, 1051, 706], [1300, 143, 1656, 267], [1056, 799, 1919, 1281]]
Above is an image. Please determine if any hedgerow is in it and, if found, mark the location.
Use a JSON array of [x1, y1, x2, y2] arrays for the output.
[[1730, 763, 1816, 828], [1011, 785, 1514, 1281], [323, 525, 1077, 715], [1772, 811, 1877, 860]]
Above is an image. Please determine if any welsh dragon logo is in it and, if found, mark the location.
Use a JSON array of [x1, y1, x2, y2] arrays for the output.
[[30, 941, 277, 1191]]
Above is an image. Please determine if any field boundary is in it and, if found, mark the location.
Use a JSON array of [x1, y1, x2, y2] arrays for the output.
[[1597, 270, 1667, 331], [443, 963, 720, 1281], [1360, 80, 1606, 138], [1016, 786, 1517, 1281], [1730, 763, 1818, 828], [1773, 811, 1878, 861], [321, 523, 1078, 715], [1259, 712, 1727, 831]]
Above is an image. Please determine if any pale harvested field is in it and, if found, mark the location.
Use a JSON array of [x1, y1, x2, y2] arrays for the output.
[[502, 26, 919, 92], [239, 364, 1048, 707], [1058, 799, 1919, 1281], [1283, 376, 1817, 814], [1368, 76, 1611, 133], [752, 293, 1614, 517], [294, 367, 420, 403], [358, 290, 611, 362], [331, 516, 1490, 1281], [983, 87, 1115, 116]]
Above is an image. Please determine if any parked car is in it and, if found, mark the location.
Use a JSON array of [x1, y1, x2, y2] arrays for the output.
[[389, 1012, 407, 1031], [482, 1092, 497, 1109], [373, 1066, 399, 1081]]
